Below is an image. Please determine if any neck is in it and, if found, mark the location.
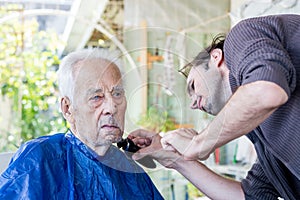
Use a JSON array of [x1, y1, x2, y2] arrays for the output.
[[70, 128, 111, 156], [221, 63, 232, 99]]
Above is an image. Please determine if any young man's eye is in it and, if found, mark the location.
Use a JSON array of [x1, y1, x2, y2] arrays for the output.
[[187, 80, 195, 96], [191, 81, 195, 90]]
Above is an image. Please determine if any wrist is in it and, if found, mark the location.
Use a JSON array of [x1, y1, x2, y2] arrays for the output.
[[171, 155, 193, 170], [192, 131, 213, 160], [172, 157, 199, 172]]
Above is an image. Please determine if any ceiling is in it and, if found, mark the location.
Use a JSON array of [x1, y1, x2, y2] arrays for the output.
[[1, 0, 299, 55]]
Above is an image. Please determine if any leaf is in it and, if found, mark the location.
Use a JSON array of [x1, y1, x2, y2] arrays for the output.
[[0, 5, 67, 151]]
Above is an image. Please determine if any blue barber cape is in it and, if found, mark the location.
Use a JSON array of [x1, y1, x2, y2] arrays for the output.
[[0, 131, 163, 200]]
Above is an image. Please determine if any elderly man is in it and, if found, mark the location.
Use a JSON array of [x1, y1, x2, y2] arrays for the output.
[[0, 48, 163, 199]]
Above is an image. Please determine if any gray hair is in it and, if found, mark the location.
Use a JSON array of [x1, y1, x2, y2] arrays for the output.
[[57, 48, 123, 102]]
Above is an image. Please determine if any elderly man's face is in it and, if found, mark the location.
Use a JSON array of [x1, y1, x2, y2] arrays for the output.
[[69, 58, 126, 152]]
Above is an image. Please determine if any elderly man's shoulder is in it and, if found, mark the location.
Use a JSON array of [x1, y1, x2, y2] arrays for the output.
[[10, 133, 67, 164]]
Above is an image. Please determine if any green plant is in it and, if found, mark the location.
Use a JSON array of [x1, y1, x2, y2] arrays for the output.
[[186, 182, 205, 199], [0, 4, 67, 151], [137, 106, 176, 133]]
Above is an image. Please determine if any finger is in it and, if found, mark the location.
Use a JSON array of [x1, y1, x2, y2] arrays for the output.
[[131, 137, 151, 147], [160, 136, 170, 149], [161, 131, 176, 144], [163, 128, 192, 138], [183, 135, 211, 160], [185, 128, 198, 136], [163, 145, 177, 152], [160, 134, 179, 151], [174, 128, 197, 138], [160, 129, 178, 142], [162, 132, 192, 155], [127, 135, 134, 140], [129, 129, 156, 138], [132, 147, 152, 160], [132, 134, 163, 160], [174, 129, 192, 139]]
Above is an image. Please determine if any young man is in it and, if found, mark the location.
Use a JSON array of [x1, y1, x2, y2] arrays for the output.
[[130, 14, 300, 199], [0, 49, 163, 200]]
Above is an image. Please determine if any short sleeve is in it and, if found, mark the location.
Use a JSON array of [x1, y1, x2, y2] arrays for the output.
[[238, 38, 295, 97], [224, 17, 297, 97]]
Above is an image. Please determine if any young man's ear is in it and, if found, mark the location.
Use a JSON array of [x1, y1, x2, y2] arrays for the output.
[[210, 48, 224, 67], [61, 97, 75, 124]]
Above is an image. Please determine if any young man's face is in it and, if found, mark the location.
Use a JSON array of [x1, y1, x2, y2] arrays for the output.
[[186, 59, 229, 116], [70, 58, 126, 150]]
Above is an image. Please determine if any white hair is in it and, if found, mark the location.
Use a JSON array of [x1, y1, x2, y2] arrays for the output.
[[57, 48, 123, 102]]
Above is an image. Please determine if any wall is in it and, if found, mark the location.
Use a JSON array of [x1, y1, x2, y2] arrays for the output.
[[122, 0, 231, 199], [123, 0, 231, 134], [230, 0, 300, 26]]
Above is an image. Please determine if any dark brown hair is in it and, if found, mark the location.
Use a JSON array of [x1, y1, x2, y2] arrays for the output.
[[179, 34, 226, 78]]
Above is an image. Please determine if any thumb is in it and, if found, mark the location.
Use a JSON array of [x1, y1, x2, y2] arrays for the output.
[[132, 148, 150, 160]]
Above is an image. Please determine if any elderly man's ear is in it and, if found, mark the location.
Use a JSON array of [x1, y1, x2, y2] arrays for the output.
[[61, 97, 75, 124]]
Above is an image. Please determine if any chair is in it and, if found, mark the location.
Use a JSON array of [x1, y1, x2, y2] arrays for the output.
[[0, 152, 15, 174]]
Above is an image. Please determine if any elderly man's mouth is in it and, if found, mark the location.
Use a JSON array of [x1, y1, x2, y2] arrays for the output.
[[101, 124, 120, 130]]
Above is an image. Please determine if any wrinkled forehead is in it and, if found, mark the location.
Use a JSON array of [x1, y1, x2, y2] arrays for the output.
[[74, 58, 122, 81]]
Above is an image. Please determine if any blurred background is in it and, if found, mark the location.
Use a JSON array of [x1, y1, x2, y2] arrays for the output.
[[0, 0, 299, 199]]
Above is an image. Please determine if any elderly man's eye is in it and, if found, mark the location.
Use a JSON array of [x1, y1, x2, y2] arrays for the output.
[[112, 90, 124, 98], [91, 94, 104, 101]]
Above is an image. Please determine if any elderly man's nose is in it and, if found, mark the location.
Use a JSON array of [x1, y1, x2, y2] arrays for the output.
[[103, 97, 117, 115]]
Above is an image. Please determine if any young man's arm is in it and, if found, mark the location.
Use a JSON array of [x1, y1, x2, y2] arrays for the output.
[[162, 81, 288, 160], [129, 130, 245, 200]]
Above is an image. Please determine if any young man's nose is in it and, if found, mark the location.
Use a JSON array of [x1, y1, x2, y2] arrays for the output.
[[190, 95, 198, 110]]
